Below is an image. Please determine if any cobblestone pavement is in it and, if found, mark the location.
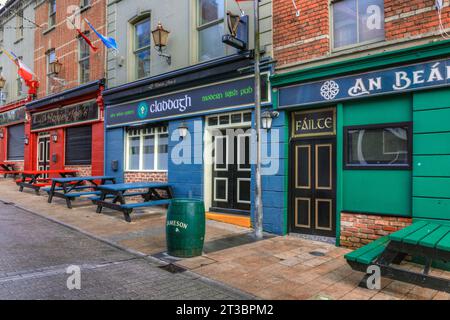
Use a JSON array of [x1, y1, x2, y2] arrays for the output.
[[0, 202, 251, 300]]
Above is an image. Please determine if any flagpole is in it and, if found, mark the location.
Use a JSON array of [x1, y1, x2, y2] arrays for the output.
[[253, 0, 263, 240]]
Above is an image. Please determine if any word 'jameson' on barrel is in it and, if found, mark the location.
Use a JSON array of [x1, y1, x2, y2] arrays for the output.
[[149, 95, 192, 113], [166, 199, 205, 258]]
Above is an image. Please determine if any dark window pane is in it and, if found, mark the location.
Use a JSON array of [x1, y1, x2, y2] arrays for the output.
[[7, 123, 24, 160], [346, 125, 409, 167], [219, 115, 229, 125], [243, 112, 252, 122], [135, 19, 151, 49], [231, 113, 242, 123], [199, 0, 224, 25], [208, 117, 218, 126], [65, 126, 92, 165]]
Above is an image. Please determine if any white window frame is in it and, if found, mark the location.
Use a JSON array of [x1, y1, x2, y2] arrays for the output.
[[78, 36, 90, 84], [197, 0, 226, 62], [331, 0, 385, 51], [16, 11, 24, 40], [125, 126, 168, 172]]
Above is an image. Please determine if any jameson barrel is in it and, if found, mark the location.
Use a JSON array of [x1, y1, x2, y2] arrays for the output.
[[166, 199, 205, 258]]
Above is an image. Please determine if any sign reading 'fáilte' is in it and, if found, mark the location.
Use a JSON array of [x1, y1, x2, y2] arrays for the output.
[[292, 108, 336, 138]]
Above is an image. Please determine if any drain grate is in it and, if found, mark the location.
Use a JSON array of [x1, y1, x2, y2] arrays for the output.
[[309, 251, 326, 257], [158, 263, 186, 274]]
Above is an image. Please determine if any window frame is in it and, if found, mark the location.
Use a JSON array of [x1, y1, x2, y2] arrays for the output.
[[125, 126, 169, 172], [331, 0, 385, 52], [197, 0, 226, 62], [78, 35, 90, 84], [46, 49, 56, 93], [343, 122, 412, 170], [132, 15, 151, 80], [80, 0, 91, 9], [16, 10, 24, 40], [48, 0, 56, 28]]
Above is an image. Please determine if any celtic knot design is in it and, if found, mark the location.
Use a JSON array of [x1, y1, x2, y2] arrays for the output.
[[320, 80, 340, 100]]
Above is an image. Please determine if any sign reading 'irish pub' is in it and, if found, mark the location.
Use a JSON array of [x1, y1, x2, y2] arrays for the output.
[[279, 59, 450, 108], [31, 101, 99, 131], [105, 75, 269, 127]]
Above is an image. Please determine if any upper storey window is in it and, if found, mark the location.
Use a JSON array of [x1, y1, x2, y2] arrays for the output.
[[134, 17, 151, 79], [332, 0, 384, 50], [49, 0, 56, 28], [197, 0, 226, 62]]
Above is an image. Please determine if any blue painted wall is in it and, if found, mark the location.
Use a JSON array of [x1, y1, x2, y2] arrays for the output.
[[168, 117, 204, 199], [105, 127, 125, 183]]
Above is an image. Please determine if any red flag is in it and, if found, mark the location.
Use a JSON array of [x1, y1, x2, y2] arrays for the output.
[[76, 27, 98, 52]]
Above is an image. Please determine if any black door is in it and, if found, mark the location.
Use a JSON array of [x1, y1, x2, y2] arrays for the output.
[[38, 133, 50, 175], [290, 138, 336, 237], [211, 129, 251, 214]]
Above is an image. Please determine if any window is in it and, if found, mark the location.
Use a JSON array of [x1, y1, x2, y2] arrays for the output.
[[197, 0, 226, 62], [344, 123, 411, 169], [49, 0, 56, 28], [65, 126, 92, 165], [46, 49, 56, 92], [17, 77, 23, 96], [133, 17, 151, 79], [79, 36, 90, 84], [332, 0, 384, 49], [7, 124, 25, 161], [80, 0, 90, 8], [126, 126, 168, 171], [16, 11, 24, 40]]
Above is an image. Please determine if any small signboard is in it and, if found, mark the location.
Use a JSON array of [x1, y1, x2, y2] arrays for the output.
[[0, 106, 26, 126], [31, 101, 99, 131], [291, 108, 336, 138]]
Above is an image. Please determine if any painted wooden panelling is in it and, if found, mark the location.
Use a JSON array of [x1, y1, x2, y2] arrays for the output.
[[413, 88, 450, 111], [414, 132, 450, 155], [413, 177, 450, 198], [413, 108, 450, 134], [414, 155, 450, 177], [413, 197, 450, 220]]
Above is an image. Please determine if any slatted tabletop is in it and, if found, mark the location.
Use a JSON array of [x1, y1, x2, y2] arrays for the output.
[[52, 176, 116, 183], [389, 220, 450, 251], [97, 182, 171, 192]]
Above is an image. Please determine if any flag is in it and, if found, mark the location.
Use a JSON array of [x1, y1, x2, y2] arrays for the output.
[[67, 18, 98, 52], [4, 50, 36, 83], [84, 18, 118, 52]]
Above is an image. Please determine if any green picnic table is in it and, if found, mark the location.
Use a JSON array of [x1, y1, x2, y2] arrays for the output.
[[345, 220, 450, 292]]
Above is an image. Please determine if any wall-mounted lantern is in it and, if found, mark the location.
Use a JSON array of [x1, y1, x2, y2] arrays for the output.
[[24, 135, 29, 145], [49, 58, 63, 75], [0, 74, 6, 89], [152, 22, 171, 65], [52, 132, 58, 143], [0, 129, 4, 139], [178, 123, 188, 139], [261, 111, 279, 131]]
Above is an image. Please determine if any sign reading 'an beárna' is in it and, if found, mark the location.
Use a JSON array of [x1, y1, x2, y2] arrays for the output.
[[278, 59, 450, 108], [31, 101, 99, 131], [292, 108, 336, 138], [0, 106, 26, 126]]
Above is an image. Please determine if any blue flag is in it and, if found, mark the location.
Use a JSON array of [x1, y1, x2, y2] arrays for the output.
[[84, 18, 118, 51]]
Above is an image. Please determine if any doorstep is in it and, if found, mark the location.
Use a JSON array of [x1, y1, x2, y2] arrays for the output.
[[206, 212, 251, 228]]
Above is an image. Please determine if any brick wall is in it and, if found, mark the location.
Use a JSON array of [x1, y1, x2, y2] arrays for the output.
[[273, 0, 450, 67], [124, 172, 168, 183], [65, 165, 92, 177], [34, 0, 106, 97], [340, 212, 412, 249]]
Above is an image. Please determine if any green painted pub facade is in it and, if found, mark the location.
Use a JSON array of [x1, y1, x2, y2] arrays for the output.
[[270, 39, 450, 247]]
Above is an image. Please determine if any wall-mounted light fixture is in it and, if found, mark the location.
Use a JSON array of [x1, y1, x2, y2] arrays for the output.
[[24, 135, 29, 145], [52, 132, 58, 143], [178, 123, 188, 139], [261, 111, 279, 131], [0, 74, 6, 89], [49, 58, 63, 75], [152, 22, 171, 65], [0, 129, 4, 139]]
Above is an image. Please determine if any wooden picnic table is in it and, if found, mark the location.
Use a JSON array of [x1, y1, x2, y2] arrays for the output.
[[93, 182, 173, 222], [46, 176, 117, 209], [17, 170, 78, 194], [0, 163, 20, 178], [346, 220, 450, 292]]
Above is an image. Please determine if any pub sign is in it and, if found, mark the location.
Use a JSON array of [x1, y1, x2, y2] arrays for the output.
[[291, 108, 336, 138]]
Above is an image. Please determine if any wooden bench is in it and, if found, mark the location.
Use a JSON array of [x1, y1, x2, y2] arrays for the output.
[[345, 221, 450, 292]]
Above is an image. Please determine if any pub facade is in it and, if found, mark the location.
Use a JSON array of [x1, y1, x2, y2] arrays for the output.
[[270, 0, 450, 247]]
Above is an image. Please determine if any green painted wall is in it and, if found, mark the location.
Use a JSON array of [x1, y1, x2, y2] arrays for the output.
[[342, 95, 412, 216], [413, 87, 450, 221]]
